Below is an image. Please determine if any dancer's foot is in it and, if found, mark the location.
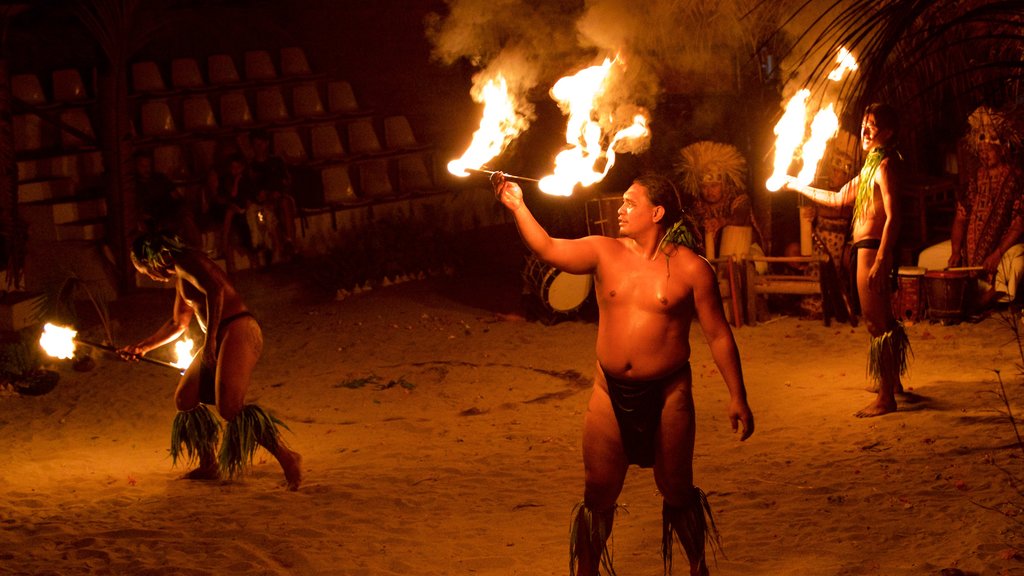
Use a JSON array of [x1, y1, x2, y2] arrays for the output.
[[275, 446, 303, 491], [855, 398, 897, 418], [181, 460, 220, 480]]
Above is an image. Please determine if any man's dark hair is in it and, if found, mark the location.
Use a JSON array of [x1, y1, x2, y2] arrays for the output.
[[634, 173, 683, 227], [864, 103, 900, 139]]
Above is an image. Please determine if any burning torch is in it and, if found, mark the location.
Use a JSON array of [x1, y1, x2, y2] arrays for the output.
[[39, 323, 194, 373]]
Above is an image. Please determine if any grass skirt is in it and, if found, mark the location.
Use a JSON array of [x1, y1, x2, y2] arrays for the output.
[[169, 405, 221, 468], [662, 487, 722, 575], [218, 404, 289, 479], [569, 501, 618, 576]]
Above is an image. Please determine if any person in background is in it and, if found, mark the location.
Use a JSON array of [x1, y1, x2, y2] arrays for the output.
[[918, 105, 1024, 310], [133, 151, 202, 248], [249, 130, 297, 261], [786, 103, 909, 417]]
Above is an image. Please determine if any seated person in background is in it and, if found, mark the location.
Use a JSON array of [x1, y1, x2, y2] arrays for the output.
[[918, 106, 1024, 309], [217, 154, 260, 274], [249, 130, 297, 260], [674, 141, 763, 261], [133, 151, 202, 248]]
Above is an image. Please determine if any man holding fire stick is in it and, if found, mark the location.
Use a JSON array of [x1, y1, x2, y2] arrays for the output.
[[785, 103, 909, 417], [117, 231, 302, 490], [493, 172, 754, 576]]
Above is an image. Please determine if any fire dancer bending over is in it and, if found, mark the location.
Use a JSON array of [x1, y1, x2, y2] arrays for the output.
[[493, 173, 754, 576], [785, 103, 910, 417], [117, 231, 302, 490]]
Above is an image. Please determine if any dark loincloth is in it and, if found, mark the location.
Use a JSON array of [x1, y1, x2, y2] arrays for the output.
[[603, 363, 690, 468]]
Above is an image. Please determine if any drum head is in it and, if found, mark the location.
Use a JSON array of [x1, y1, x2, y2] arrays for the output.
[[546, 270, 593, 312]]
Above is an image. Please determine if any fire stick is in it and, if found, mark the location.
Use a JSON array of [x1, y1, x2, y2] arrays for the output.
[[75, 338, 182, 371], [464, 167, 540, 184]]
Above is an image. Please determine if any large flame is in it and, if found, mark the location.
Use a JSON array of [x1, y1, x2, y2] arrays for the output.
[[766, 47, 858, 192], [39, 323, 77, 360], [538, 58, 649, 197], [447, 74, 528, 177], [827, 47, 859, 82], [766, 89, 810, 192], [171, 337, 195, 370], [796, 104, 839, 186]]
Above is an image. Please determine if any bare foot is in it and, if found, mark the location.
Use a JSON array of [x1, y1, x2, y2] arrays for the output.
[[180, 460, 220, 480], [275, 446, 303, 491], [855, 399, 897, 418]]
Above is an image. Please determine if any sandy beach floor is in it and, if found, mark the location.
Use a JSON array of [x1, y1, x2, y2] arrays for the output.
[[2, 246, 1024, 576]]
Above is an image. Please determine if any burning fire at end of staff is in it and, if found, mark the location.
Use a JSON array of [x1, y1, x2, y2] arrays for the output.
[[39, 322, 195, 371], [447, 74, 529, 179], [449, 56, 649, 198], [766, 48, 857, 192]]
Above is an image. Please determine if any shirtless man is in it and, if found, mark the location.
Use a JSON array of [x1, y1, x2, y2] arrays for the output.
[[118, 231, 302, 490], [786, 103, 909, 417], [493, 173, 753, 576]]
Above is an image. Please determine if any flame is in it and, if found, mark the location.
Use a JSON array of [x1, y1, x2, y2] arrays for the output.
[[766, 47, 858, 192], [538, 58, 650, 197], [447, 74, 528, 177], [39, 323, 77, 359], [766, 89, 810, 192], [795, 104, 839, 186], [171, 337, 195, 370], [827, 47, 859, 82]]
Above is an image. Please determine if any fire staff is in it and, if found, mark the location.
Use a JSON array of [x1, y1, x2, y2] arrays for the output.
[[493, 172, 753, 576], [118, 231, 302, 490]]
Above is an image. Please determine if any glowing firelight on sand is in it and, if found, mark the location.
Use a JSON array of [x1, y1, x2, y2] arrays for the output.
[[171, 337, 195, 370], [538, 58, 649, 197], [447, 74, 528, 178], [39, 323, 77, 359], [765, 47, 857, 192]]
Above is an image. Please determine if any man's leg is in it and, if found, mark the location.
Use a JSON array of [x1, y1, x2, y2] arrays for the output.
[[573, 376, 628, 576], [654, 373, 718, 576], [856, 248, 905, 417], [215, 318, 302, 490], [172, 365, 220, 479]]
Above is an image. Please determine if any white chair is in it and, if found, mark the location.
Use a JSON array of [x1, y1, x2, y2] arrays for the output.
[[131, 61, 167, 93], [171, 58, 205, 90], [12, 74, 46, 106], [255, 87, 290, 124], [140, 100, 177, 136], [347, 120, 382, 156], [58, 108, 95, 149], [280, 46, 312, 77], [182, 96, 219, 131], [396, 155, 436, 195], [52, 69, 89, 102], [190, 139, 218, 177], [152, 144, 190, 180], [327, 80, 360, 114], [310, 124, 345, 161], [219, 91, 254, 128], [272, 129, 308, 164], [321, 164, 363, 205], [292, 83, 325, 118], [383, 115, 419, 149], [207, 54, 242, 85], [357, 159, 395, 199], [13, 114, 54, 151], [244, 50, 277, 81]]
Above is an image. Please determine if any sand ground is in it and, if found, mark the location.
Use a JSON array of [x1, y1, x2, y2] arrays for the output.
[[2, 246, 1024, 576]]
